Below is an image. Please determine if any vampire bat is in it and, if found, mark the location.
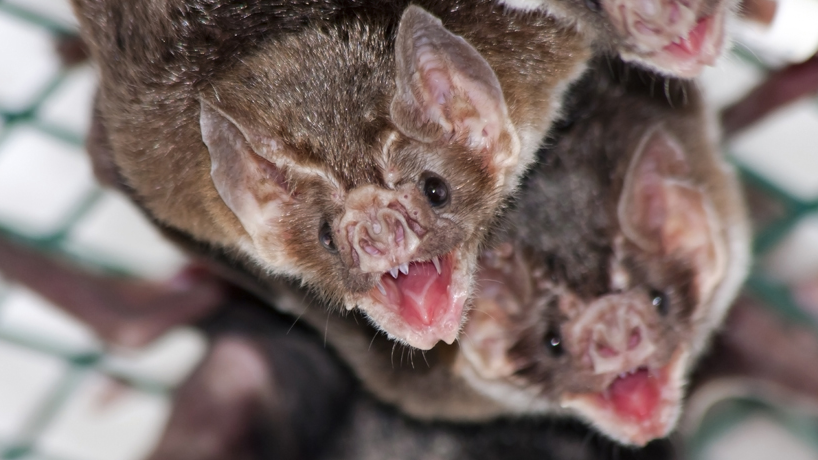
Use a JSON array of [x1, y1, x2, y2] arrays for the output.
[[69, 0, 592, 350], [224, 59, 749, 447], [497, 0, 735, 77], [447, 60, 751, 445]]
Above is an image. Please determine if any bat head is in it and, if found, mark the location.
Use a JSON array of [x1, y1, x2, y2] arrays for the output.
[[199, 6, 520, 350], [459, 122, 747, 445]]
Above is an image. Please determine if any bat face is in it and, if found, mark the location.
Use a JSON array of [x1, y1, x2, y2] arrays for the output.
[[456, 65, 750, 445], [499, 0, 734, 77], [199, 6, 520, 350]]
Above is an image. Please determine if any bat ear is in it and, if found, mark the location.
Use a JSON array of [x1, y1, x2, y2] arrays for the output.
[[460, 297, 518, 380], [618, 126, 726, 300], [390, 6, 517, 169], [200, 99, 295, 242]]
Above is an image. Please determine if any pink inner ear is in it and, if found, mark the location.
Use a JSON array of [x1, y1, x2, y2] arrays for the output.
[[619, 127, 723, 294], [391, 5, 511, 156], [619, 127, 690, 251], [250, 151, 293, 197]]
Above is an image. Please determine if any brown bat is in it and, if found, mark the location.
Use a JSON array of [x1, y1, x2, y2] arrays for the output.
[[447, 59, 750, 445], [231, 59, 749, 447], [69, 0, 592, 350], [498, 0, 736, 77]]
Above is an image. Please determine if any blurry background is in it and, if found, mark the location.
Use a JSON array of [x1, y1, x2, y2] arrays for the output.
[[0, 0, 817, 459]]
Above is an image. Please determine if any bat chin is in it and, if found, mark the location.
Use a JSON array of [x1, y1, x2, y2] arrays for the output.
[[353, 249, 471, 350], [561, 349, 689, 446]]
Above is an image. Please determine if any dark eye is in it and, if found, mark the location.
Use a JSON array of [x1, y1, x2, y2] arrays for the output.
[[650, 289, 669, 316], [585, 0, 601, 11], [544, 326, 564, 357], [319, 222, 337, 253], [422, 173, 450, 207]]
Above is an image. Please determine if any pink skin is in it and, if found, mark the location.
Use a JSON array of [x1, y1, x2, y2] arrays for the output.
[[559, 293, 686, 445], [336, 185, 469, 350], [357, 250, 469, 350], [459, 248, 689, 445], [604, 0, 729, 77], [561, 351, 687, 446], [337, 185, 427, 274], [568, 293, 658, 376]]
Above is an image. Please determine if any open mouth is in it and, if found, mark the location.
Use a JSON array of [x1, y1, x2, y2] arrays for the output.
[[654, 9, 726, 77], [562, 352, 688, 445], [356, 249, 470, 350]]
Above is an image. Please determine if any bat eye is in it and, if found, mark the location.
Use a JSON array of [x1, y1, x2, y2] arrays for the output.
[[319, 222, 337, 253], [544, 326, 564, 357], [650, 289, 669, 316], [422, 173, 450, 207], [585, 0, 601, 11]]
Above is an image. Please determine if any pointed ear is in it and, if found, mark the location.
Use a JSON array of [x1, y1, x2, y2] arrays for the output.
[[618, 126, 726, 299], [390, 6, 518, 170], [460, 297, 518, 380], [200, 99, 295, 241]]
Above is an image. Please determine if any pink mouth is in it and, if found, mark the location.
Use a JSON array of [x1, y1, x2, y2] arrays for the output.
[[600, 367, 664, 425], [663, 15, 711, 59], [656, 11, 724, 77], [563, 354, 686, 445], [367, 251, 467, 349]]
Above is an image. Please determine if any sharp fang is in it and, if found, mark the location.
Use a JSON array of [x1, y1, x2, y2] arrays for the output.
[[399, 263, 409, 275], [432, 256, 441, 274], [390, 267, 399, 278], [376, 281, 387, 295]]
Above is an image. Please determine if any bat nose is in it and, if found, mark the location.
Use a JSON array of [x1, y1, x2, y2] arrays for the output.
[[573, 294, 657, 375], [337, 188, 425, 274]]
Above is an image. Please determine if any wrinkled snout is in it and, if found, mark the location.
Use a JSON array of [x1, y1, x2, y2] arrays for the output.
[[570, 294, 657, 375], [337, 185, 427, 274]]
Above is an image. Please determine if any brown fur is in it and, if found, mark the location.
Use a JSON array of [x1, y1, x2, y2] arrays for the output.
[[71, 0, 591, 347]]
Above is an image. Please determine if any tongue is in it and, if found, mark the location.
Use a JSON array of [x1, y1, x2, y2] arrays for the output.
[[606, 369, 661, 421], [664, 16, 709, 57], [394, 260, 451, 328]]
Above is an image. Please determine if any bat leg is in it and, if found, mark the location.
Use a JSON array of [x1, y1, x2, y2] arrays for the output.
[[146, 336, 272, 460], [0, 235, 226, 347]]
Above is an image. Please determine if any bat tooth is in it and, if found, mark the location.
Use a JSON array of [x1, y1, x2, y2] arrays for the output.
[[376, 281, 387, 295], [390, 267, 399, 278], [432, 256, 441, 274], [399, 263, 409, 275]]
